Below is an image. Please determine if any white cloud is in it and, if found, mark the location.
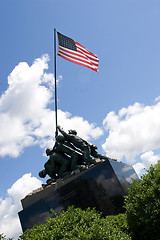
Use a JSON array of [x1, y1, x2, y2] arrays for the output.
[[0, 174, 42, 239], [133, 162, 145, 176], [0, 54, 54, 157], [57, 110, 103, 140], [140, 150, 159, 168], [0, 55, 103, 157], [133, 151, 160, 176], [155, 95, 160, 102], [102, 101, 160, 173]]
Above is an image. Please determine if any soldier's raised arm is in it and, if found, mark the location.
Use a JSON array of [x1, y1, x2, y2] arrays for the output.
[[57, 125, 70, 140]]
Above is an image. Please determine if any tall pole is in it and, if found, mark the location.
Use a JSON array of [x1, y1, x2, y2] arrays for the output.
[[54, 28, 58, 137]]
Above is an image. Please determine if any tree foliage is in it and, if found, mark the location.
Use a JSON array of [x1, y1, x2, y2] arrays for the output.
[[5, 162, 160, 239], [125, 161, 160, 240], [19, 206, 131, 240]]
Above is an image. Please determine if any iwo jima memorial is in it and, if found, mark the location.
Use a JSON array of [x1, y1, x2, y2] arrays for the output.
[[18, 125, 138, 232], [18, 30, 139, 232]]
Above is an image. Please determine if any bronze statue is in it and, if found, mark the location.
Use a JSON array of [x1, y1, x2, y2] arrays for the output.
[[39, 148, 71, 179], [39, 125, 110, 182], [57, 125, 95, 164], [55, 135, 83, 170]]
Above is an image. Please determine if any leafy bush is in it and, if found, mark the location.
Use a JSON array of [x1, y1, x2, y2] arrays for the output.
[[19, 206, 131, 240], [125, 161, 160, 240]]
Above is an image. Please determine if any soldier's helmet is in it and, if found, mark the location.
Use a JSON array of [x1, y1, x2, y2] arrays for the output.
[[56, 135, 65, 142], [46, 148, 52, 156], [39, 170, 46, 178], [91, 144, 97, 150], [68, 129, 77, 135]]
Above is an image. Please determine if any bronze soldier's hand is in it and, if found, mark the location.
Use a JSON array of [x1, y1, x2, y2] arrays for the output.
[[57, 125, 62, 131]]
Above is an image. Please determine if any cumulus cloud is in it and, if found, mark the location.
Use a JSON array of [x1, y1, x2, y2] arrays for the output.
[[0, 174, 42, 239], [132, 162, 145, 176], [0, 54, 54, 157], [57, 110, 103, 140], [0, 55, 103, 157], [102, 101, 160, 174], [133, 151, 160, 175]]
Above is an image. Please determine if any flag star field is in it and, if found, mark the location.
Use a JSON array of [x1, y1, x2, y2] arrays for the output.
[[57, 32, 77, 51]]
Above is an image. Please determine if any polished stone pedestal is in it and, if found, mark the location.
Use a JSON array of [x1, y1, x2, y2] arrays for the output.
[[18, 159, 138, 232]]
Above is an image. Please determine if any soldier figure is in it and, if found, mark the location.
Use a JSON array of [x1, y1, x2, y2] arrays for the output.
[[55, 135, 83, 170], [39, 148, 71, 179], [57, 125, 95, 164], [39, 126, 110, 182]]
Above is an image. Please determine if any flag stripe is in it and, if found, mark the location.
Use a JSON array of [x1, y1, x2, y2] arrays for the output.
[[57, 32, 99, 72], [58, 50, 98, 70], [58, 53, 99, 71], [76, 47, 99, 64], [58, 46, 98, 69], [58, 50, 97, 70], [76, 42, 98, 58], [58, 46, 99, 67], [58, 49, 97, 70], [58, 45, 99, 64]]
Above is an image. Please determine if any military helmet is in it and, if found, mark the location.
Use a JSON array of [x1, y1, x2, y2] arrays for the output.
[[46, 148, 52, 156], [56, 135, 65, 142], [39, 170, 46, 178], [68, 129, 77, 135]]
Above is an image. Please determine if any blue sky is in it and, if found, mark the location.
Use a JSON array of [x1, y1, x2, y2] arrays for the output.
[[1, 0, 160, 238]]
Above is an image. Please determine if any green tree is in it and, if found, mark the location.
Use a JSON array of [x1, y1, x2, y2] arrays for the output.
[[19, 206, 131, 240], [125, 161, 160, 240]]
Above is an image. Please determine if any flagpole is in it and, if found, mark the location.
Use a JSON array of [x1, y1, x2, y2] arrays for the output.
[[54, 28, 58, 137]]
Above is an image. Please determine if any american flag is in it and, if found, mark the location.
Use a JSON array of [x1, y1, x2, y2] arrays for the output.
[[57, 32, 99, 72]]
